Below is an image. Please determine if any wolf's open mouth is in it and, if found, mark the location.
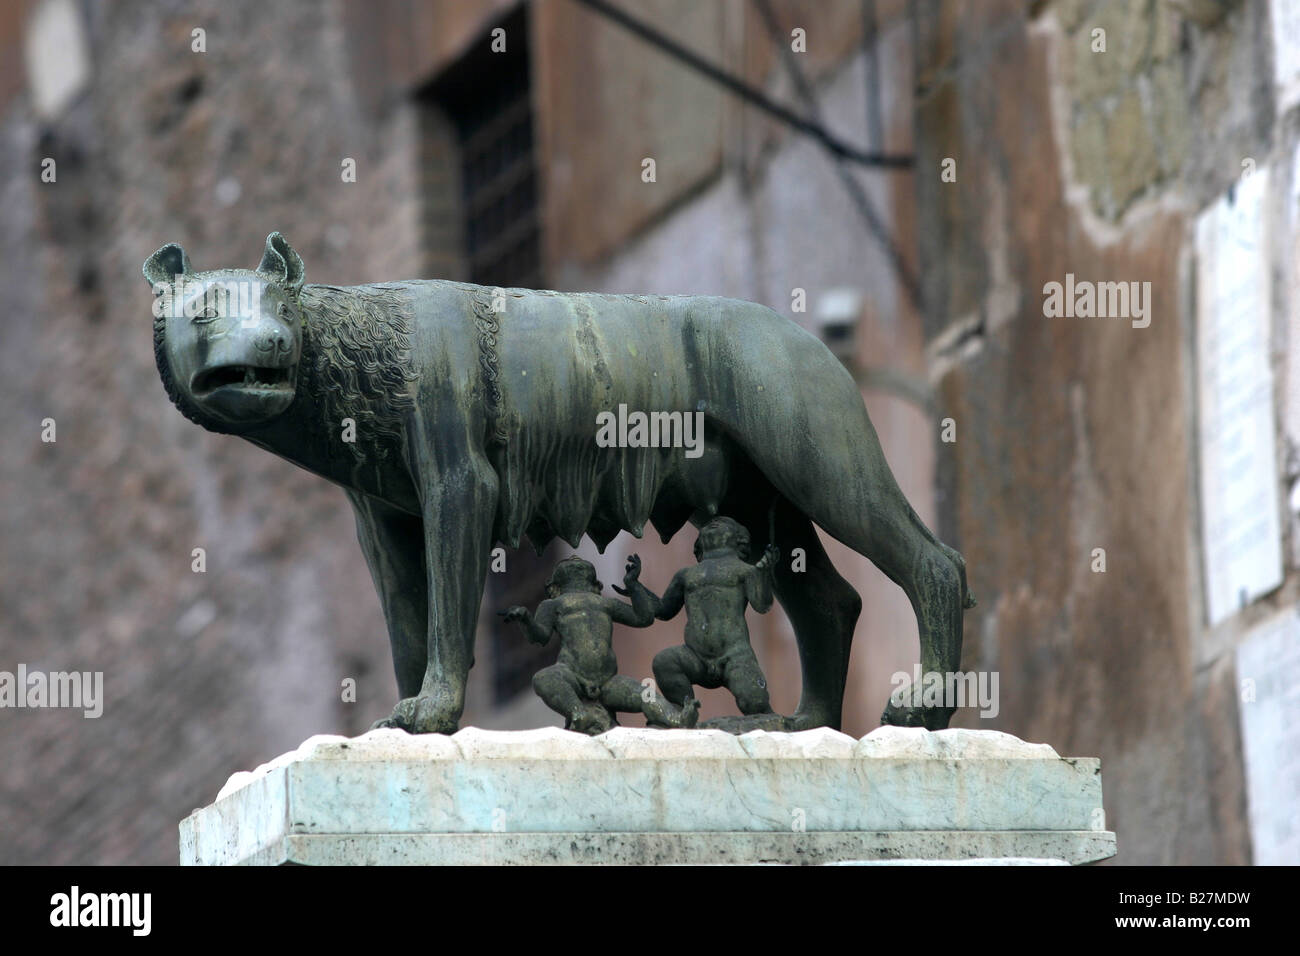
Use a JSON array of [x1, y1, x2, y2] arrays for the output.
[[193, 364, 294, 396]]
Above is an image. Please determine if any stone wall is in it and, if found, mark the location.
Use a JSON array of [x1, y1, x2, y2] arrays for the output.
[[914, 0, 1299, 864]]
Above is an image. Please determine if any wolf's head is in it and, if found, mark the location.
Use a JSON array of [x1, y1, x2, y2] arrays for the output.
[[143, 232, 305, 432]]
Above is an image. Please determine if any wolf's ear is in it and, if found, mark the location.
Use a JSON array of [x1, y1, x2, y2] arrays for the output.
[[142, 243, 191, 289], [257, 232, 305, 294]]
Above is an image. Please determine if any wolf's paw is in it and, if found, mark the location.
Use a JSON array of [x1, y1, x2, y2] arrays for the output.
[[371, 694, 461, 735], [880, 694, 954, 731]]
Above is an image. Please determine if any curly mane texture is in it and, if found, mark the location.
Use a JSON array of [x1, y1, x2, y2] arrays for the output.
[[297, 283, 419, 459]]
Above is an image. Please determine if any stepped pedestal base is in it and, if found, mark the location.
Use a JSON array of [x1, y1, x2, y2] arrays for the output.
[[180, 726, 1117, 866]]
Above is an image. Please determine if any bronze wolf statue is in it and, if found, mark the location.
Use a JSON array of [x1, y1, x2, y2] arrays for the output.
[[143, 232, 973, 734]]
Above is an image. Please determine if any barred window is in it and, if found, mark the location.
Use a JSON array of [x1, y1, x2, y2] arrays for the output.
[[420, 5, 542, 290]]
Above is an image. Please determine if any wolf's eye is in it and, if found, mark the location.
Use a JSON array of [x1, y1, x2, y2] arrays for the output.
[[192, 307, 219, 323], [278, 303, 293, 321]]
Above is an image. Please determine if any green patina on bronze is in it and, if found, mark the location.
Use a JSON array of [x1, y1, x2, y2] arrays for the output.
[[144, 232, 974, 734]]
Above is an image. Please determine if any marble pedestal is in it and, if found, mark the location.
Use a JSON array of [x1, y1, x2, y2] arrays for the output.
[[179, 726, 1116, 866]]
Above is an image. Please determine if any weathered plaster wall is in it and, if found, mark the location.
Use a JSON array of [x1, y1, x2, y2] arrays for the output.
[[914, 0, 1297, 864]]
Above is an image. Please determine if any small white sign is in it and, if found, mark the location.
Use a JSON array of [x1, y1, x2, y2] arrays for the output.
[[1287, 146, 1300, 563], [1272, 0, 1300, 116], [1195, 168, 1283, 626], [1236, 609, 1300, 865]]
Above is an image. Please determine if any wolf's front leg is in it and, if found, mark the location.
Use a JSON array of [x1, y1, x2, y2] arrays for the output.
[[374, 453, 499, 735], [347, 491, 427, 700]]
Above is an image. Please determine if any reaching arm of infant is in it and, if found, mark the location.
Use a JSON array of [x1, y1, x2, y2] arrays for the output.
[[608, 554, 655, 627], [500, 599, 557, 646]]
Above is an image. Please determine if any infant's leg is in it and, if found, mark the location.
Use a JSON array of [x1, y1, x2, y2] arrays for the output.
[[723, 650, 772, 715], [652, 645, 710, 706], [532, 664, 584, 725], [603, 675, 699, 728], [602, 675, 651, 714]]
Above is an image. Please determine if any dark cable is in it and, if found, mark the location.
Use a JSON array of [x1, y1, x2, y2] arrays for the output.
[[751, 0, 922, 309], [569, 0, 913, 170]]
